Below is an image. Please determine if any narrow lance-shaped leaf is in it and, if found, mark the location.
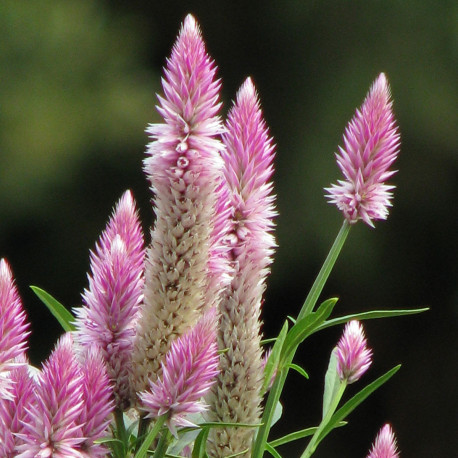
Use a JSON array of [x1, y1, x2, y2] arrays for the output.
[[31, 286, 75, 332]]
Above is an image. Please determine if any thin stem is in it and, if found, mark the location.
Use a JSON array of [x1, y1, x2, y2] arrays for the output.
[[134, 415, 167, 458], [297, 220, 351, 321], [114, 408, 127, 456], [252, 220, 351, 457], [252, 366, 289, 457], [153, 426, 171, 458], [136, 415, 151, 453], [301, 381, 346, 458]]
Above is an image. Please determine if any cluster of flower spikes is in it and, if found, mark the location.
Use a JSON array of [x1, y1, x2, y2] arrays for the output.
[[0, 11, 402, 458], [0, 261, 114, 457]]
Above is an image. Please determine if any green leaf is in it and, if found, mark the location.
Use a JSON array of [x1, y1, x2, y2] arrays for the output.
[[198, 421, 262, 429], [269, 422, 346, 447], [271, 400, 283, 427], [314, 297, 339, 320], [286, 363, 309, 379], [316, 308, 429, 332], [262, 320, 288, 395], [191, 427, 209, 458], [317, 365, 401, 445], [269, 427, 317, 447], [322, 350, 340, 418], [265, 443, 282, 458], [281, 298, 338, 359], [225, 449, 251, 458], [31, 286, 75, 331], [260, 337, 277, 346]]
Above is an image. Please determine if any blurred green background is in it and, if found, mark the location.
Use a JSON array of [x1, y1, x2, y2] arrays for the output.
[[1, 0, 457, 456]]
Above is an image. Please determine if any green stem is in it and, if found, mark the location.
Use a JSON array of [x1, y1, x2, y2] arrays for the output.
[[114, 408, 127, 456], [252, 220, 351, 457], [153, 426, 170, 458], [252, 366, 289, 458], [301, 381, 347, 458], [136, 415, 151, 453], [297, 220, 351, 321], [134, 415, 167, 458]]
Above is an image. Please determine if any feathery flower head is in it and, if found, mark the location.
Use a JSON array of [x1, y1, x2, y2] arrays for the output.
[[78, 346, 115, 457], [0, 258, 30, 400], [367, 424, 399, 458], [222, 77, 276, 259], [145, 14, 224, 176], [139, 308, 219, 437], [325, 73, 400, 227], [133, 14, 226, 393], [0, 355, 36, 457], [336, 320, 372, 384], [16, 333, 85, 457], [207, 77, 276, 457], [74, 190, 144, 410]]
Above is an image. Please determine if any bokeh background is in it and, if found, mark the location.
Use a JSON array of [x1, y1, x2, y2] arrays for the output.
[[1, 1, 457, 456]]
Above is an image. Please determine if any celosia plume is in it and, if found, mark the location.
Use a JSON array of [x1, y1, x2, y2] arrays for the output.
[[325, 73, 400, 227], [16, 333, 85, 457], [336, 320, 372, 384], [0, 258, 30, 400], [366, 424, 399, 458], [132, 14, 227, 394], [207, 77, 276, 457], [139, 308, 219, 437], [74, 190, 144, 410]]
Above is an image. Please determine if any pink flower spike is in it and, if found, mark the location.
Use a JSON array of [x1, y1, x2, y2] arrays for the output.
[[325, 73, 400, 227], [367, 424, 399, 458], [139, 308, 220, 437], [74, 190, 144, 410], [77, 346, 115, 457], [207, 77, 277, 456], [133, 14, 226, 394], [0, 259, 30, 401], [16, 333, 85, 458], [0, 355, 36, 457], [336, 320, 372, 384]]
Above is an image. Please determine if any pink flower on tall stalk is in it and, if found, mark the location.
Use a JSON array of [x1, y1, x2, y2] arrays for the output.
[[0, 355, 36, 457], [132, 14, 227, 394], [16, 333, 85, 457], [366, 424, 399, 458], [0, 259, 30, 401], [325, 73, 400, 227], [139, 308, 219, 437], [207, 77, 276, 457], [336, 320, 372, 384], [74, 190, 144, 410]]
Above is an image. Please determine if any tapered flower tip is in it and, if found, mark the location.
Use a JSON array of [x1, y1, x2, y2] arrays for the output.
[[0, 259, 30, 400], [325, 73, 400, 227], [15, 333, 85, 457], [152, 13, 221, 130], [336, 320, 372, 384], [367, 424, 399, 458], [139, 308, 219, 436], [222, 76, 277, 258]]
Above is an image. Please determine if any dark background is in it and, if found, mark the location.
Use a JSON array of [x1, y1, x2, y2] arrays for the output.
[[1, 1, 457, 456]]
